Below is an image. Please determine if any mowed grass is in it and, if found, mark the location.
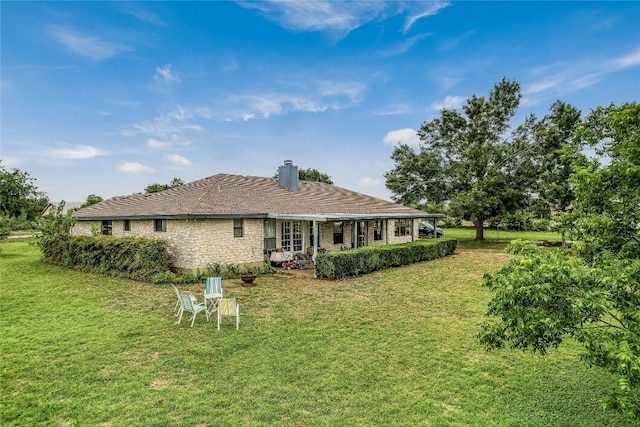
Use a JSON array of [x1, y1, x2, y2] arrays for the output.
[[1, 239, 635, 426]]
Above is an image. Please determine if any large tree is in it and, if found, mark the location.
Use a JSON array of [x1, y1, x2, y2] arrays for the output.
[[273, 167, 333, 184], [386, 78, 535, 240], [533, 101, 584, 213], [0, 162, 48, 223], [144, 177, 184, 194], [478, 103, 640, 417]]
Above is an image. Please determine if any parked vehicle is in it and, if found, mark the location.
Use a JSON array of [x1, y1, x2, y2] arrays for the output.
[[419, 222, 444, 238]]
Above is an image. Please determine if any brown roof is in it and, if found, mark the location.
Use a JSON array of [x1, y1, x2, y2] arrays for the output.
[[73, 173, 437, 221]]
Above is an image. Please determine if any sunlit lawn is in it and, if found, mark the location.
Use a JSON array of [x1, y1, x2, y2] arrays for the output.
[[1, 238, 635, 426]]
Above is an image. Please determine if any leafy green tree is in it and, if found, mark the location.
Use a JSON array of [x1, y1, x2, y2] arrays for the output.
[[386, 78, 536, 240], [80, 194, 103, 208], [274, 167, 333, 184], [0, 162, 48, 224], [534, 101, 584, 213], [144, 177, 184, 194], [478, 103, 640, 417], [35, 201, 77, 264]]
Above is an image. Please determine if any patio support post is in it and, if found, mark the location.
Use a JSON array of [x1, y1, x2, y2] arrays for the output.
[[411, 218, 415, 241]]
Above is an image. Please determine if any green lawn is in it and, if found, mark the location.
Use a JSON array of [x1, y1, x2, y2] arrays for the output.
[[1, 239, 635, 426]]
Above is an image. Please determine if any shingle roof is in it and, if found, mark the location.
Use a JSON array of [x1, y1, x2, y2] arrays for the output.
[[73, 173, 437, 221]]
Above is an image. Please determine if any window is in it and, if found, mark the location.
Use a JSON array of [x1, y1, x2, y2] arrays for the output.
[[373, 220, 384, 241], [281, 221, 291, 251], [394, 219, 411, 237], [281, 221, 302, 252], [234, 218, 243, 237], [333, 222, 344, 244], [292, 221, 302, 252], [123, 220, 131, 231], [154, 219, 167, 232], [102, 220, 112, 236], [264, 219, 276, 255]]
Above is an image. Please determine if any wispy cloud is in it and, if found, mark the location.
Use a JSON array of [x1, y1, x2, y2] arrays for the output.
[[431, 95, 465, 110], [379, 33, 431, 57], [123, 106, 211, 138], [118, 162, 155, 173], [440, 30, 475, 51], [147, 138, 172, 149], [47, 27, 131, 61], [374, 103, 414, 116], [166, 154, 191, 166], [119, 4, 166, 26], [359, 176, 382, 187], [50, 145, 106, 159], [222, 78, 366, 121], [523, 47, 640, 103], [403, 2, 450, 33], [383, 128, 420, 146], [239, 1, 449, 39], [155, 64, 181, 84]]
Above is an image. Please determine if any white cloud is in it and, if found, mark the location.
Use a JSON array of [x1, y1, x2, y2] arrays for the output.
[[383, 128, 420, 146], [403, 2, 450, 33], [166, 154, 191, 166], [120, 4, 166, 26], [615, 48, 640, 68], [123, 106, 210, 137], [239, 1, 448, 39], [359, 177, 382, 187], [47, 27, 130, 61], [379, 33, 431, 57], [147, 138, 171, 149], [430, 95, 465, 110], [155, 64, 181, 84], [50, 145, 106, 159], [524, 47, 640, 100], [118, 162, 155, 173]]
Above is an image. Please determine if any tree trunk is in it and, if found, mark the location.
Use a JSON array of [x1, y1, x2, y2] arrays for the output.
[[475, 220, 485, 241]]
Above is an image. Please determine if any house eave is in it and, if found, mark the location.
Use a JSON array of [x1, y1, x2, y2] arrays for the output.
[[74, 212, 445, 222]]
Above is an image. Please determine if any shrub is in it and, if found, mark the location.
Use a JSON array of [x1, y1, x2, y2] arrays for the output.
[[41, 235, 172, 282], [315, 238, 457, 279]]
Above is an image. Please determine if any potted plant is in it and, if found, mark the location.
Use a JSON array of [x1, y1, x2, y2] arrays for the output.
[[240, 272, 257, 286]]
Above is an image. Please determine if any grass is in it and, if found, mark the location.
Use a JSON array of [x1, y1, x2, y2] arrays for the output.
[[1, 238, 636, 426]]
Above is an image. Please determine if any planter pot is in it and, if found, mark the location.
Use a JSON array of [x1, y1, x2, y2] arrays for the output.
[[241, 273, 257, 286]]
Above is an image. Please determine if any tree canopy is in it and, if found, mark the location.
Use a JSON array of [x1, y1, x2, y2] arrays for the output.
[[478, 103, 640, 417], [273, 167, 333, 184], [0, 162, 48, 224], [80, 194, 103, 209], [386, 78, 536, 240], [144, 178, 184, 194]]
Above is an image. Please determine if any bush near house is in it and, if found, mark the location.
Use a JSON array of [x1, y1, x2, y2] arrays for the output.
[[315, 238, 457, 279], [41, 235, 172, 282]]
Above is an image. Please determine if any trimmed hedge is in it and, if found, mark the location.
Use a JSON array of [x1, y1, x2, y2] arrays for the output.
[[42, 236, 172, 282], [315, 238, 457, 279]]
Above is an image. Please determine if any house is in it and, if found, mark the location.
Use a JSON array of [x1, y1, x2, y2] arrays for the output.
[[71, 161, 443, 270], [41, 201, 85, 216]]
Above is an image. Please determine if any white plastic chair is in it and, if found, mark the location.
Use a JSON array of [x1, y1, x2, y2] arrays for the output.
[[171, 284, 182, 317], [217, 298, 240, 330], [204, 277, 223, 317], [176, 292, 209, 327]]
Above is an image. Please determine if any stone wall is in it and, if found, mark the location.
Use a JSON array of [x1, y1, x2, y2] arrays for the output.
[[72, 217, 420, 270]]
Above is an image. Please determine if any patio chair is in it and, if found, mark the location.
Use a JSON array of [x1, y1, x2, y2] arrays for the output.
[[171, 284, 182, 317], [176, 292, 209, 327], [204, 277, 223, 316], [217, 298, 240, 330]]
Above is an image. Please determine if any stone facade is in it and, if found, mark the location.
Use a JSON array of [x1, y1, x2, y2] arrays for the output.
[[72, 217, 419, 271]]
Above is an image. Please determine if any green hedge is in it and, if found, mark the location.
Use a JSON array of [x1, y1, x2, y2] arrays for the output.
[[315, 238, 457, 279], [42, 236, 172, 282]]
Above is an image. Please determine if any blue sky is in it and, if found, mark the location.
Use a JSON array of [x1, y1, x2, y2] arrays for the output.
[[2, 1, 639, 203]]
